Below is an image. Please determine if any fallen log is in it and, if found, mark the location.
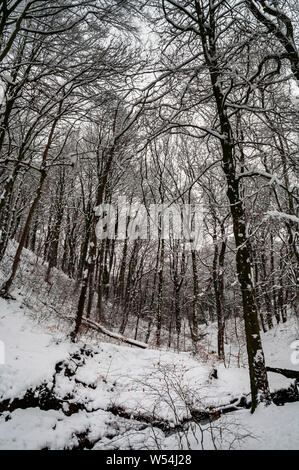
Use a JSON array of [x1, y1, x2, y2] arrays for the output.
[[266, 366, 299, 380], [81, 317, 148, 349]]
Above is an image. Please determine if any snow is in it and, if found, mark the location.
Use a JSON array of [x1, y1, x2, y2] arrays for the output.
[[162, 402, 299, 450], [266, 210, 299, 225], [0, 297, 74, 402], [0, 295, 298, 450], [0, 408, 112, 450], [233, 403, 299, 450], [0, 80, 5, 108]]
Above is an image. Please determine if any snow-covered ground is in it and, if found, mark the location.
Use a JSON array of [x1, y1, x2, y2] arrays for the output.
[[0, 293, 298, 450]]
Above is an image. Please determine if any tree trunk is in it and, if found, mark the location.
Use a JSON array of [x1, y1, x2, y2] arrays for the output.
[[191, 249, 199, 354], [156, 237, 164, 347], [70, 146, 115, 341], [198, 6, 272, 411], [212, 224, 226, 361], [0, 170, 46, 296]]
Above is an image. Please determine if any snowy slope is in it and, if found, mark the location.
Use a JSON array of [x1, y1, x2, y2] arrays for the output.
[[0, 296, 298, 450]]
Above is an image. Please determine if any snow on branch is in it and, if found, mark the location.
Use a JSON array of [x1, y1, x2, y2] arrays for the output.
[[265, 211, 299, 225], [237, 170, 299, 203]]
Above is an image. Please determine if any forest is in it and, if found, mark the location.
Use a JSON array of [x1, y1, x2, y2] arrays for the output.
[[0, 0, 298, 451]]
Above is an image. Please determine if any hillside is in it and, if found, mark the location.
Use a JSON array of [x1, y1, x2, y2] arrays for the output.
[[0, 291, 298, 450]]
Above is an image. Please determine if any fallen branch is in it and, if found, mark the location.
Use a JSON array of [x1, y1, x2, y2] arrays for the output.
[[266, 366, 299, 380], [82, 317, 148, 349], [208, 394, 251, 415]]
